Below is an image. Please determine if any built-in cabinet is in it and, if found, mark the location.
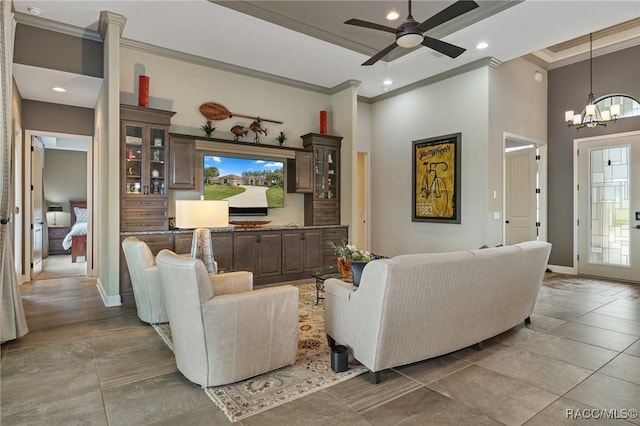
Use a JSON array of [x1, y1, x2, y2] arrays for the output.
[[120, 105, 175, 231], [119, 226, 347, 302], [233, 231, 282, 278], [168, 136, 196, 190], [302, 133, 342, 225], [286, 150, 313, 193], [48, 226, 69, 255], [282, 229, 323, 274]]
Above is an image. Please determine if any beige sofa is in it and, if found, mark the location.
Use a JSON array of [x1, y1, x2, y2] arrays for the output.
[[324, 241, 551, 383]]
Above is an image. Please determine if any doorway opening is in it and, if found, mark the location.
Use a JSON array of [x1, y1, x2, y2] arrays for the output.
[[503, 133, 547, 245], [24, 130, 92, 281]]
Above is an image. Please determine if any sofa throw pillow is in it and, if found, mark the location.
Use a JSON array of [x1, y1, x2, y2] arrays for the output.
[[74, 207, 88, 223]]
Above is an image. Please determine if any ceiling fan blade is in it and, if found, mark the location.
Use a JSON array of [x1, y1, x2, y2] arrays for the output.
[[417, 0, 479, 33], [344, 18, 396, 34], [421, 36, 466, 58], [362, 41, 398, 66]]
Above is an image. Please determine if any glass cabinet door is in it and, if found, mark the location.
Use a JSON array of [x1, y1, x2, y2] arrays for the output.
[[148, 127, 166, 195], [314, 146, 325, 198], [124, 123, 143, 194], [326, 147, 337, 199]]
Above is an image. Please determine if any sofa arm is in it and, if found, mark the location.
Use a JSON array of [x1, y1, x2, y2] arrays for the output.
[[209, 271, 253, 296], [324, 278, 356, 301]]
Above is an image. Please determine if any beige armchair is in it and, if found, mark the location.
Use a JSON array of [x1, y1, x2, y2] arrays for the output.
[[155, 249, 299, 387], [121, 236, 168, 324]]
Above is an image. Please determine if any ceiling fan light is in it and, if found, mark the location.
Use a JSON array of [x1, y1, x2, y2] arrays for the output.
[[397, 33, 423, 48]]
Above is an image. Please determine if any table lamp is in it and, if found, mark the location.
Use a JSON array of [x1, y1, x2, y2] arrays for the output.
[[175, 199, 229, 274], [47, 205, 63, 226]]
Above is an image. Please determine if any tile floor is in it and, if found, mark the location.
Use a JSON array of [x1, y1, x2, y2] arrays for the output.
[[1, 273, 639, 425]]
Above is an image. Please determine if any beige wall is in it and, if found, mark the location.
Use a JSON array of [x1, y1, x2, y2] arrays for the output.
[[369, 67, 490, 256], [43, 149, 88, 222], [488, 57, 548, 245]]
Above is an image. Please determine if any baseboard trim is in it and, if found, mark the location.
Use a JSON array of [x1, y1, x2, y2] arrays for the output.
[[96, 279, 122, 307], [547, 264, 577, 275]]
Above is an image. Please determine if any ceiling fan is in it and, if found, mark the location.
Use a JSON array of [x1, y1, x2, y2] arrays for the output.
[[345, 0, 479, 66]]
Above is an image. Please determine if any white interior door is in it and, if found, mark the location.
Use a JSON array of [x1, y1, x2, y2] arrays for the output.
[[505, 146, 537, 244], [31, 138, 44, 278], [577, 133, 640, 281]]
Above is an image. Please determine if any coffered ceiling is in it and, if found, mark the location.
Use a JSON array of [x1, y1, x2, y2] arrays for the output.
[[11, 0, 640, 107]]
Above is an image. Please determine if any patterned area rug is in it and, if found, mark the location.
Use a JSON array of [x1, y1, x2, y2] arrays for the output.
[[152, 282, 367, 422]]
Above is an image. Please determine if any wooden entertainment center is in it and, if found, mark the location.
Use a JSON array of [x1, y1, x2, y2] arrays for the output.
[[119, 104, 348, 302]]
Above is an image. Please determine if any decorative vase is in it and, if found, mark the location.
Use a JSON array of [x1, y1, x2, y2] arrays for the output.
[[138, 75, 149, 107], [350, 261, 368, 287], [337, 257, 351, 277], [320, 110, 327, 134]]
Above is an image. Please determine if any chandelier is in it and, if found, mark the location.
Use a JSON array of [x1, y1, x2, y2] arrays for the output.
[[564, 33, 620, 129]]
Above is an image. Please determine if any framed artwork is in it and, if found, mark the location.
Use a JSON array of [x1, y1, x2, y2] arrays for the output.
[[412, 133, 461, 223]]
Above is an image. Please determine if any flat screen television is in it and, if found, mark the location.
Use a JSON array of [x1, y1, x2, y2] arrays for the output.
[[203, 154, 284, 216]]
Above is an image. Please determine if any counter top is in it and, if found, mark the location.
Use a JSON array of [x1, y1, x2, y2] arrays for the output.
[[120, 224, 347, 236]]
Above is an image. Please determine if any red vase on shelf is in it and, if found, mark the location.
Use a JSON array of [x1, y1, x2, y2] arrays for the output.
[[320, 110, 327, 135], [337, 258, 352, 277], [138, 75, 149, 107]]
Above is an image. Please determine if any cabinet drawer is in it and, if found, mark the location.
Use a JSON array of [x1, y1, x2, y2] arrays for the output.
[[122, 209, 167, 220], [313, 200, 339, 209], [120, 219, 168, 232], [121, 197, 167, 209], [49, 239, 66, 250], [48, 227, 69, 238]]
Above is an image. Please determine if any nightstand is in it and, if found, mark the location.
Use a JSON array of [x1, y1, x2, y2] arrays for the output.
[[48, 226, 70, 255]]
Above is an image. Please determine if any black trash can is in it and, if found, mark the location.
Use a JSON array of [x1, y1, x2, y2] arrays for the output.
[[331, 345, 348, 373]]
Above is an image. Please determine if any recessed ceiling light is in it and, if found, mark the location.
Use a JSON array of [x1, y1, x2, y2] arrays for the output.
[[52, 87, 66, 93], [476, 42, 489, 50], [27, 6, 41, 16], [383, 79, 393, 86], [386, 11, 399, 20]]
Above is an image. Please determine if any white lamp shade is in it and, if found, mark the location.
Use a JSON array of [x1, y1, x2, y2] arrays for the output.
[[585, 104, 596, 117], [175, 200, 229, 229], [610, 104, 620, 117], [573, 114, 582, 125], [565, 111, 574, 122], [601, 110, 611, 121]]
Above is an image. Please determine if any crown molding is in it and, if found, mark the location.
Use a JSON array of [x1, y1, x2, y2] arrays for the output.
[[121, 38, 334, 96], [14, 12, 102, 42], [331, 79, 361, 93], [545, 36, 640, 70]]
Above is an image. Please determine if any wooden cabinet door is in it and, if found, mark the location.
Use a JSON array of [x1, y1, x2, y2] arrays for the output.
[[211, 233, 233, 271], [287, 151, 313, 193], [302, 229, 323, 270], [258, 231, 281, 277], [233, 232, 259, 274], [169, 137, 196, 189], [282, 230, 304, 274]]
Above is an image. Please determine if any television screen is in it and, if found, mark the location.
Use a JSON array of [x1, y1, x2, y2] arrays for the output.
[[203, 155, 284, 215]]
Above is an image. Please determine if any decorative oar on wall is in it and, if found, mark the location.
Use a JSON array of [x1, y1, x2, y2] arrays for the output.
[[199, 102, 283, 143]]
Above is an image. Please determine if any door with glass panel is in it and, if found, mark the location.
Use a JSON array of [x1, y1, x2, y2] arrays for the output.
[[577, 132, 640, 281]]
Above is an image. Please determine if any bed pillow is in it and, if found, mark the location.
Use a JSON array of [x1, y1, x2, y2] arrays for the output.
[[74, 207, 88, 223]]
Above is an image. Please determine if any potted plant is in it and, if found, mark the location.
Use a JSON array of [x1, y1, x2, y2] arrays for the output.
[[200, 120, 216, 137], [329, 240, 370, 280], [276, 131, 287, 146]]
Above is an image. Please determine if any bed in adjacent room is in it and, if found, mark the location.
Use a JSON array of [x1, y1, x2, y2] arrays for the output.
[[62, 200, 87, 263]]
